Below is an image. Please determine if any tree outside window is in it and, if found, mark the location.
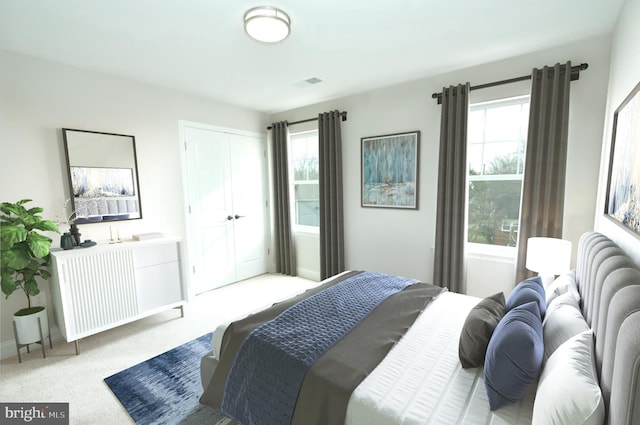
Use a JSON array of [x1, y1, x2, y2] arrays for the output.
[[468, 96, 529, 247], [290, 130, 319, 228]]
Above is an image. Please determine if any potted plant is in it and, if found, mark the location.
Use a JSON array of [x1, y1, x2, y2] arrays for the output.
[[55, 198, 79, 248], [1, 199, 60, 351]]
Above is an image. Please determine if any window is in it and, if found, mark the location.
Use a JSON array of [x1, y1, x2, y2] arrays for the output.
[[290, 130, 319, 229], [467, 96, 529, 247]]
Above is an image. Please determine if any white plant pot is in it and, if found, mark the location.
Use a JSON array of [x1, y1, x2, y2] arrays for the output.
[[14, 308, 49, 345]]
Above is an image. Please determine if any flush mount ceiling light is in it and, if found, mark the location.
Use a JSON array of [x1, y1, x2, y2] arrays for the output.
[[244, 6, 291, 43]]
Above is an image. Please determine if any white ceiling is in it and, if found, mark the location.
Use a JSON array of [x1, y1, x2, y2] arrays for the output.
[[0, 0, 624, 113]]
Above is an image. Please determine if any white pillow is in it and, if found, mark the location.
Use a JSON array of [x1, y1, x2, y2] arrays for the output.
[[545, 271, 579, 305], [545, 289, 581, 318], [533, 330, 604, 425]]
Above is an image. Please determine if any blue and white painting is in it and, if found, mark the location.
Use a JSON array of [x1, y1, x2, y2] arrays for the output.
[[362, 131, 419, 208], [606, 82, 640, 235], [70, 166, 140, 222], [71, 166, 135, 198]]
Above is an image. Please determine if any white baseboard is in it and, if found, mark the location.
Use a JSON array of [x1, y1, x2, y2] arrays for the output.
[[297, 267, 321, 282], [1, 326, 64, 360]]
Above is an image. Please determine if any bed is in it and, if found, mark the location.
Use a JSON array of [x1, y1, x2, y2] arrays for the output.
[[199, 231, 640, 425]]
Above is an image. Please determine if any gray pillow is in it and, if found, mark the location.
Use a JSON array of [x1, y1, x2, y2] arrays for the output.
[[458, 292, 506, 369], [542, 301, 589, 359]]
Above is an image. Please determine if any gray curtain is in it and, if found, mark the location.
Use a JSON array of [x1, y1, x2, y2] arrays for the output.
[[515, 62, 572, 282], [271, 121, 296, 276], [318, 110, 345, 280], [434, 83, 470, 293]]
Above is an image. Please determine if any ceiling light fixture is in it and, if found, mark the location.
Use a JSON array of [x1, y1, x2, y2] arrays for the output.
[[244, 6, 291, 43]]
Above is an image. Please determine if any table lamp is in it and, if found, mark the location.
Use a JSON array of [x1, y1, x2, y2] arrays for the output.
[[525, 237, 572, 287]]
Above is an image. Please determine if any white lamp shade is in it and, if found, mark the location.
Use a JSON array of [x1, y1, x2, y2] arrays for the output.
[[244, 6, 291, 43], [526, 237, 572, 276]]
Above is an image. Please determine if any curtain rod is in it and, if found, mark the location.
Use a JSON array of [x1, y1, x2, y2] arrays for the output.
[[267, 111, 348, 130], [431, 63, 589, 104]]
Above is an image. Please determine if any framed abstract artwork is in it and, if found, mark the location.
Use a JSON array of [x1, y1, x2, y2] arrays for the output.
[[604, 81, 640, 237], [361, 131, 420, 209]]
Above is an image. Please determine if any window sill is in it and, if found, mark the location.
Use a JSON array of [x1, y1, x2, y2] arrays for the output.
[[294, 226, 319, 236], [466, 243, 517, 262]]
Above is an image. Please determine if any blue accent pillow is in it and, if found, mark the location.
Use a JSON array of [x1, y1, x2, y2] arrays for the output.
[[484, 301, 544, 410], [506, 276, 546, 318]]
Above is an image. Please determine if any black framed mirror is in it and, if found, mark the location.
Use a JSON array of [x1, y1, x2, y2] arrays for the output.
[[62, 128, 142, 224]]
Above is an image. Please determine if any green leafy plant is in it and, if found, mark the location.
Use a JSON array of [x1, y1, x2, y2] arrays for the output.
[[1, 199, 60, 315]]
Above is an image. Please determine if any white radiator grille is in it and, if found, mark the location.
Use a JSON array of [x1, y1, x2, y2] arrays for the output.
[[61, 249, 138, 336]]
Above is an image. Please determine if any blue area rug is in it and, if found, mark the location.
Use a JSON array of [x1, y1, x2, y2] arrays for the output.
[[104, 333, 237, 425]]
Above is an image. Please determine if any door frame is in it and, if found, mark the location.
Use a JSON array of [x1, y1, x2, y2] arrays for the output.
[[178, 120, 271, 298]]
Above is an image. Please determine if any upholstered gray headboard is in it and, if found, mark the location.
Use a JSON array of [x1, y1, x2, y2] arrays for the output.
[[575, 232, 640, 425]]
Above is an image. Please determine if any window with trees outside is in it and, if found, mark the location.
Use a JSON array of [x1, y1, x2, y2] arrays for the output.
[[290, 130, 319, 230], [468, 96, 529, 248]]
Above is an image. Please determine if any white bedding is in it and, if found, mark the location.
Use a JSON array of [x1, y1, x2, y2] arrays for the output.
[[211, 287, 313, 360], [346, 292, 535, 425], [210, 285, 535, 425]]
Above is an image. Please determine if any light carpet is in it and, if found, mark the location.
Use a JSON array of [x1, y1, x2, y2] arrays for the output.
[[1, 274, 318, 424], [104, 333, 237, 425]]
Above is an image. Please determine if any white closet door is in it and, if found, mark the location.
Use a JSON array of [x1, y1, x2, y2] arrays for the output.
[[185, 127, 236, 293], [184, 125, 268, 294], [230, 134, 268, 281]]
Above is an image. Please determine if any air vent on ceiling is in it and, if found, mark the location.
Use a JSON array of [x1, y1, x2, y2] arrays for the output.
[[293, 77, 323, 88]]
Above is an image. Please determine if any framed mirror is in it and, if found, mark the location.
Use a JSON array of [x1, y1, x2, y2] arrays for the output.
[[62, 128, 142, 224]]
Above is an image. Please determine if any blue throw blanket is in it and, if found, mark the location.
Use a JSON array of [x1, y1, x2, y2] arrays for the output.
[[221, 271, 419, 425]]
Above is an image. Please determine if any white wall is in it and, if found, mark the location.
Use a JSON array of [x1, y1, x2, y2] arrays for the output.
[[272, 35, 612, 297], [595, 0, 640, 266], [0, 50, 268, 348], [1, 16, 631, 352]]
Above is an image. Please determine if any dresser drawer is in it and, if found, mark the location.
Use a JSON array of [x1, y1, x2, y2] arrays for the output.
[[133, 242, 178, 269]]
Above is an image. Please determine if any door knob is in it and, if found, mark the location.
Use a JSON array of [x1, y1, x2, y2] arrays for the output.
[[226, 215, 234, 221], [235, 214, 245, 219]]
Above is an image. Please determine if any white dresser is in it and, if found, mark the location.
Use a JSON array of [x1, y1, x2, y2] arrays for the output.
[[49, 237, 187, 353]]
